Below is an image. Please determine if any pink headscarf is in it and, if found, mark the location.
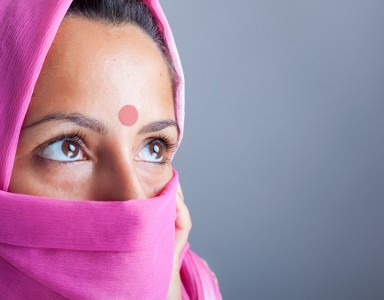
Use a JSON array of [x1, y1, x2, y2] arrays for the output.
[[0, 0, 222, 299]]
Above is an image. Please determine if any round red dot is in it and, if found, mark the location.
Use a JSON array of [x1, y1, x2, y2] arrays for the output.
[[118, 105, 138, 126]]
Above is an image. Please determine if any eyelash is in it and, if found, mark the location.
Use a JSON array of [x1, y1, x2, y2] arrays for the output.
[[34, 129, 177, 166]]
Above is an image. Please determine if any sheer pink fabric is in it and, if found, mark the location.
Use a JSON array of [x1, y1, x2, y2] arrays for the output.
[[0, 0, 222, 299]]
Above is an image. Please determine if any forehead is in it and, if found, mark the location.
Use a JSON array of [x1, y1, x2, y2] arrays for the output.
[[26, 16, 174, 125]]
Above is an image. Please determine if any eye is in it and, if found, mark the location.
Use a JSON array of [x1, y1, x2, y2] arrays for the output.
[[36, 131, 88, 164], [137, 140, 166, 163]]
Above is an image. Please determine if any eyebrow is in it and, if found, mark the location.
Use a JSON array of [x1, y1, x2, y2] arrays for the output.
[[21, 112, 179, 135]]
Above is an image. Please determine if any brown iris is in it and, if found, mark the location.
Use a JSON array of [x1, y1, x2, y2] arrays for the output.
[[61, 140, 79, 159], [149, 141, 163, 159]]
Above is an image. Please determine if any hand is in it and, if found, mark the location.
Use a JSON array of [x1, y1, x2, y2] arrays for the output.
[[167, 181, 192, 300]]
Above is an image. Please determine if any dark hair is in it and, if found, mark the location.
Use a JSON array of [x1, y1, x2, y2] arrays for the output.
[[65, 0, 178, 100]]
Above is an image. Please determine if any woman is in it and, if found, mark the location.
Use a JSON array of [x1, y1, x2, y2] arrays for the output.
[[0, 0, 222, 299]]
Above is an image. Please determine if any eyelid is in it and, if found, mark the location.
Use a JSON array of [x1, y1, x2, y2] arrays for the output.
[[34, 129, 87, 154], [144, 134, 177, 155], [34, 130, 92, 166], [144, 133, 177, 151], [136, 134, 177, 164]]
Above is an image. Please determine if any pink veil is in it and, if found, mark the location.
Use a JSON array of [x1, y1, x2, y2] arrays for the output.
[[0, 0, 222, 299]]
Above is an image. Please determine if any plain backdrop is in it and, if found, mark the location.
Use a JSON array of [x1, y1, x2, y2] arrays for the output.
[[161, 0, 384, 299]]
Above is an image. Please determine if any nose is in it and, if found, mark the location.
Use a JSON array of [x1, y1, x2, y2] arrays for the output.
[[93, 151, 147, 201]]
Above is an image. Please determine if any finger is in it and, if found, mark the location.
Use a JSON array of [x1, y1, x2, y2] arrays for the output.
[[175, 203, 191, 252], [176, 182, 184, 205], [174, 182, 192, 256], [175, 184, 191, 231]]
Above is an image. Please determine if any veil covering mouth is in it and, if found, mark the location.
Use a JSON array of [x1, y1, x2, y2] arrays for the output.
[[0, 0, 222, 299]]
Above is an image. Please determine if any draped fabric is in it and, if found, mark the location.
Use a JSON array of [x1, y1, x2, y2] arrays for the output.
[[0, 0, 222, 299]]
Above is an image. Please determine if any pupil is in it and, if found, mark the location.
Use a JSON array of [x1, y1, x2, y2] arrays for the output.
[[151, 142, 162, 159], [62, 140, 79, 158]]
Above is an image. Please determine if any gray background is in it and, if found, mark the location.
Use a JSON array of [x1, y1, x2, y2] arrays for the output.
[[161, 0, 384, 299]]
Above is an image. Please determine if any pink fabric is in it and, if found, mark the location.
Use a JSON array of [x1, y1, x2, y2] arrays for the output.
[[0, 0, 222, 299]]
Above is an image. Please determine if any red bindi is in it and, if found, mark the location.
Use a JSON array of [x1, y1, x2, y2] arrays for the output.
[[118, 105, 138, 126]]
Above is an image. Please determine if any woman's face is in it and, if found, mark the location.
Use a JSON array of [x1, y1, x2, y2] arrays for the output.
[[8, 17, 178, 201]]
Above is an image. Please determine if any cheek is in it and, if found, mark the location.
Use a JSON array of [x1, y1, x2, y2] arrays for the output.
[[8, 153, 174, 200], [137, 163, 174, 196], [9, 159, 94, 199]]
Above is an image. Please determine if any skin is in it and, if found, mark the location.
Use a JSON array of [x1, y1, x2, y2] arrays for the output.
[[8, 16, 192, 299]]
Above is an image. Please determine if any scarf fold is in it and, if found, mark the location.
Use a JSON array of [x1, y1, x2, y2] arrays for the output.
[[0, 0, 222, 299]]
